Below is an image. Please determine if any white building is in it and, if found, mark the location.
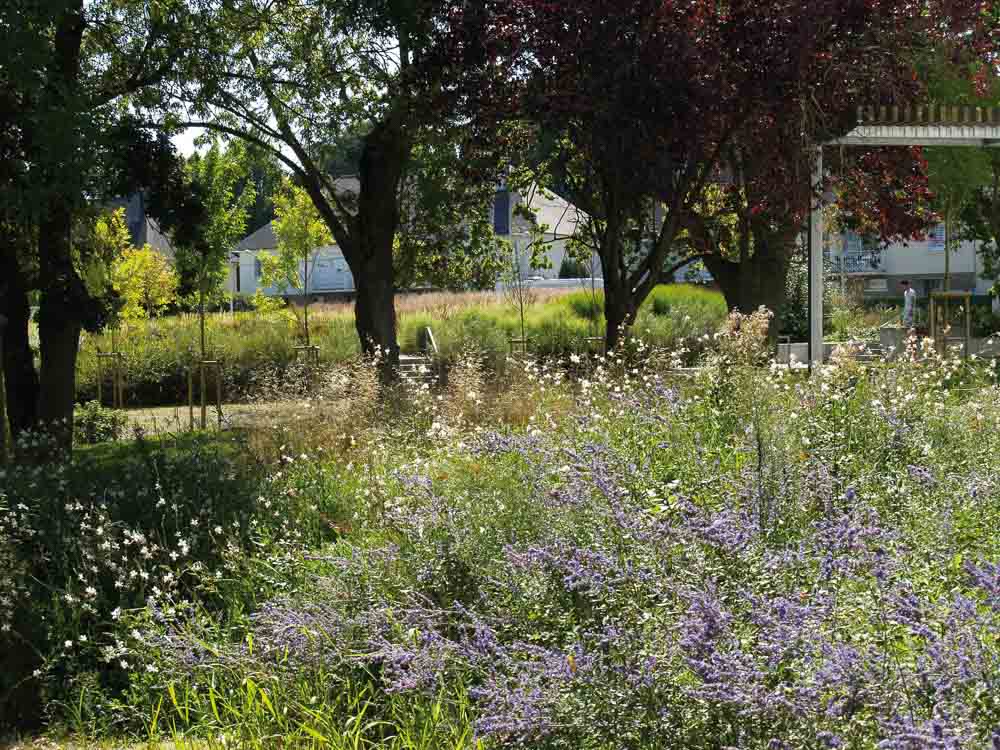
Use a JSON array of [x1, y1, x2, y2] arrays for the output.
[[492, 184, 599, 284], [231, 181, 597, 299], [231, 222, 354, 299], [830, 224, 994, 299]]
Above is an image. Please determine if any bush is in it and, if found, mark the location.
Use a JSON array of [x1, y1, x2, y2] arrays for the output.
[[558, 255, 590, 278], [0, 432, 274, 729], [779, 259, 809, 339], [11, 336, 1000, 746], [74, 401, 128, 445], [561, 289, 604, 320], [114, 346, 1000, 749]]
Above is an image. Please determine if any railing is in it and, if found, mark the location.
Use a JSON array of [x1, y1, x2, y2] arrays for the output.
[[831, 252, 885, 275], [424, 327, 439, 357]]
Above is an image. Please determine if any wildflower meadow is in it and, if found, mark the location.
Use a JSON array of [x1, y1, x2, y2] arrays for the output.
[[3, 310, 1000, 749]]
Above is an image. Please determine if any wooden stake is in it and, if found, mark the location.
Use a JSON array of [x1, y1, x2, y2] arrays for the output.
[[200, 361, 207, 429], [0, 321, 7, 464], [216, 364, 222, 429]]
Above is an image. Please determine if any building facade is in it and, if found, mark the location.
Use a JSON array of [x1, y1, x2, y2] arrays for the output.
[[231, 222, 354, 298], [492, 184, 599, 285], [829, 225, 995, 299], [231, 183, 597, 299]]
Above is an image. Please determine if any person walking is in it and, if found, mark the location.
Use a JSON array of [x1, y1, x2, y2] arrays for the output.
[[900, 280, 917, 329]]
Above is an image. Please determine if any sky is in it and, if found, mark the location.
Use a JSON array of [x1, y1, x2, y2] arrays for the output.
[[172, 127, 204, 157]]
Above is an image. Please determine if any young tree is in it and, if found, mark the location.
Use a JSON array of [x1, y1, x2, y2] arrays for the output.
[[393, 139, 507, 292], [920, 45, 1000, 292], [262, 182, 333, 346], [113, 246, 179, 319], [926, 147, 992, 291], [174, 140, 255, 362]]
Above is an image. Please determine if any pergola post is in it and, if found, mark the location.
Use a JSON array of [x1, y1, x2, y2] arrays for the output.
[[809, 146, 824, 370]]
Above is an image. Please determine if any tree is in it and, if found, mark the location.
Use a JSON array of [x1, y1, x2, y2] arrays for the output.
[[167, 0, 507, 366], [237, 146, 285, 235], [174, 140, 254, 362], [112, 246, 179, 319], [919, 45, 1000, 292], [0, 0, 212, 449], [262, 181, 333, 346], [926, 148, 992, 291], [392, 138, 507, 292], [684, 143, 937, 335], [480, 0, 985, 350]]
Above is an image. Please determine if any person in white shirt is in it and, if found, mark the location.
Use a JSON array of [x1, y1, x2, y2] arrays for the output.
[[900, 280, 917, 329]]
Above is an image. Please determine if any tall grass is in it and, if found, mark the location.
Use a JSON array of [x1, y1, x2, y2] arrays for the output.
[[75, 285, 726, 406]]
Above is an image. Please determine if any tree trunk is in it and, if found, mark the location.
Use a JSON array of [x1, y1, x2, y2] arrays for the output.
[[594, 212, 637, 352], [354, 259, 398, 362], [705, 242, 790, 342], [602, 267, 635, 353], [349, 111, 409, 367], [0, 247, 40, 440], [36, 206, 83, 453], [29, 0, 86, 453]]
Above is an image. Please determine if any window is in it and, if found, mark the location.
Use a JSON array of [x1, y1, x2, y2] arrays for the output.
[[493, 190, 511, 235], [865, 278, 888, 293], [254, 258, 262, 280]]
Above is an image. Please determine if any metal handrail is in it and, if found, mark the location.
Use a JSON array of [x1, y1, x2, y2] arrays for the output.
[[424, 327, 439, 357]]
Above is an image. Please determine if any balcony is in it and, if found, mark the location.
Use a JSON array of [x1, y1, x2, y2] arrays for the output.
[[829, 251, 885, 275]]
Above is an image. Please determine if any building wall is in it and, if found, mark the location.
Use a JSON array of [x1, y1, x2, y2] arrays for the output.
[[507, 236, 598, 280], [835, 227, 994, 298], [235, 246, 355, 296]]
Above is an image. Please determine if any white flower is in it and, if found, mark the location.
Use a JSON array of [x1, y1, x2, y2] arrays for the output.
[[111, 607, 121, 620], [78, 634, 87, 643], [64, 640, 73, 648]]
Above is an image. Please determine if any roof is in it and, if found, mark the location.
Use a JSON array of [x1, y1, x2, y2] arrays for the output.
[[235, 221, 278, 252], [835, 105, 1000, 147], [521, 188, 585, 239], [234, 177, 360, 252], [107, 193, 175, 258]]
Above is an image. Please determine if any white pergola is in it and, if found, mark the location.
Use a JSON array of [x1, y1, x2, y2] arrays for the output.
[[808, 106, 1000, 367]]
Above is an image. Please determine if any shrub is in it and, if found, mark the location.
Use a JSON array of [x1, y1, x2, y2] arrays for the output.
[[0, 432, 274, 729], [561, 289, 604, 320], [117, 347, 1000, 749], [74, 288, 727, 406], [558, 255, 590, 278], [73, 401, 128, 445]]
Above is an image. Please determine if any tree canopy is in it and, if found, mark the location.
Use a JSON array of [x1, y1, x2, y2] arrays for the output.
[[469, 0, 990, 347]]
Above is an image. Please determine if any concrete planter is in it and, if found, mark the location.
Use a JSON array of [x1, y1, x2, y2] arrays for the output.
[[775, 342, 839, 364]]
